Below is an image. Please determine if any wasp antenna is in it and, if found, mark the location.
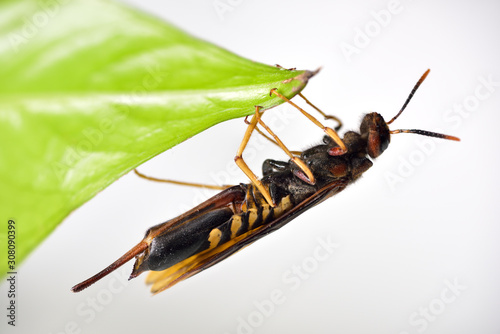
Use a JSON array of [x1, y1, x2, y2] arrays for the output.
[[390, 129, 460, 141], [387, 69, 430, 125], [71, 241, 148, 293]]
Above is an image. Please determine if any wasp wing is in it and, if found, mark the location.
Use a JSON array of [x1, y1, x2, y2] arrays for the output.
[[71, 185, 246, 293], [145, 178, 348, 294]]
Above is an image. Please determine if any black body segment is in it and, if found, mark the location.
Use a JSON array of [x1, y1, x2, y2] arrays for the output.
[[141, 207, 234, 272]]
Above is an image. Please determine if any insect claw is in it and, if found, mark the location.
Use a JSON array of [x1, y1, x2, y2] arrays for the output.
[[274, 64, 296, 71]]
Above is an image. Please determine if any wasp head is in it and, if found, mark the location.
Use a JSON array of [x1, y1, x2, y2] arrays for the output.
[[359, 112, 391, 159]]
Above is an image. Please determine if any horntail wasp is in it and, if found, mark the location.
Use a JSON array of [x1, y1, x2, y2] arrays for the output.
[[72, 69, 459, 294]]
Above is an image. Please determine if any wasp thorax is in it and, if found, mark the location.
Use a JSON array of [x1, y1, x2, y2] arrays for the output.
[[360, 112, 390, 158]]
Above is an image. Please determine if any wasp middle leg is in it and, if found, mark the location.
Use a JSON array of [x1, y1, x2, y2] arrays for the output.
[[270, 88, 346, 153]]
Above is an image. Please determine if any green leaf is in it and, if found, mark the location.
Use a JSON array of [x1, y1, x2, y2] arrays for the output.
[[0, 0, 315, 273]]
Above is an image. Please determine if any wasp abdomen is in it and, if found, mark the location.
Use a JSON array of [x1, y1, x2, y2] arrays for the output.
[[216, 193, 294, 240], [143, 207, 234, 271]]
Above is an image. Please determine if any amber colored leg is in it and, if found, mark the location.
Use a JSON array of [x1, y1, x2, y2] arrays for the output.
[[244, 116, 301, 156], [298, 92, 343, 131], [235, 107, 276, 207], [270, 89, 347, 152], [253, 111, 315, 185], [244, 116, 281, 149], [134, 170, 230, 190]]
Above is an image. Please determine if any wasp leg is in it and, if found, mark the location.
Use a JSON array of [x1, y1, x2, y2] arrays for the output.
[[236, 107, 315, 207], [270, 88, 347, 153], [235, 107, 276, 207], [244, 116, 279, 148], [244, 117, 301, 156], [134, 169, 230, 190], [253, 110, 315, 185], [298, 92, 343, 131]]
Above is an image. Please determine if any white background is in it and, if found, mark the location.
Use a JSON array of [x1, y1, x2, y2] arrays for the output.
[[2, 0, 500, 333]]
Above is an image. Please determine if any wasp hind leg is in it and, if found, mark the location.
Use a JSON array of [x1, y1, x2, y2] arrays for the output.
[[133, 170, 231, 190]]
